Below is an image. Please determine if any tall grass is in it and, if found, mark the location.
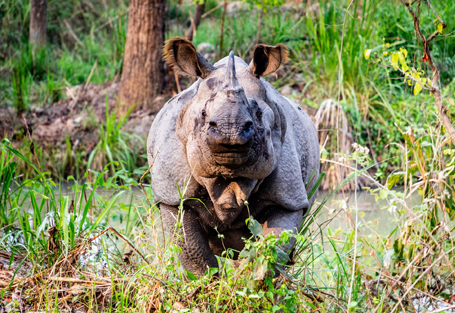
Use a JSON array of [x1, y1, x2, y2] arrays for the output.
[[1, 113, 455, 312]]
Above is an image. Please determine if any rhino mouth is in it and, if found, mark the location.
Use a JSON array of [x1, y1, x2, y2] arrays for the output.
[[209, 141, 253, 167], [212, 153, 250, 167]]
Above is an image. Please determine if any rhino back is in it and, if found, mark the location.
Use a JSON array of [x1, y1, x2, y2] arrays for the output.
[[254, 80, 320, 211], [147, 81, 202, 205]]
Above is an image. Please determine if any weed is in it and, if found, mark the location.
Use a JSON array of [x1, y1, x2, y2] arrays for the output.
[[87, 97, 144, 175]]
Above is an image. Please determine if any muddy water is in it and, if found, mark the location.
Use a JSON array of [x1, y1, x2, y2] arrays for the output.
[[103, 187, 420, 236], [314, 189, 421, 236], [20, 183, 421, 237]]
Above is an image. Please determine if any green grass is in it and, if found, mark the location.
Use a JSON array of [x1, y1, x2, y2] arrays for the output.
[[1, 111, 455, 312]]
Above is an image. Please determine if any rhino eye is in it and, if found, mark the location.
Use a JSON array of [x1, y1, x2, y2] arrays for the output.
[[202, 110, 206, 117]]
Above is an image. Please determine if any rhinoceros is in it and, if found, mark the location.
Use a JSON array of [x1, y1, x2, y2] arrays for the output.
[[147, 38, 320, 276]]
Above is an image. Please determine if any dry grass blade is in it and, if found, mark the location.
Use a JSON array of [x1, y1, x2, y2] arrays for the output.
[[47, 276, 111, 285]]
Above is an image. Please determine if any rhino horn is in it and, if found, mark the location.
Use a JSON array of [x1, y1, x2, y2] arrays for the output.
[[222, 51, 243, 92]]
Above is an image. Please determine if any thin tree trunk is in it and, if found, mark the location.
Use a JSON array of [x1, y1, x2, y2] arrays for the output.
[[119, 0, 166, 113], [185, 1, 206, 41], [30, 0, 47, 47]]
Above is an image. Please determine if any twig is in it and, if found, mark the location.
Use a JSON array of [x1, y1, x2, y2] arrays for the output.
[[47, 277, 110, 285], [201, 2, 223, 18], [390, 246, 455, 312], [15, 227, 149, 289], [85, 59, 98, 89], [105, 227, 150, 266], [91, 9, 129, 34], [425, 0, 446, 28], [63, 19, 85, 47]]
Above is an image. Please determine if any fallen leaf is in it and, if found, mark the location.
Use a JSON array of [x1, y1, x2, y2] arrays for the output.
[[173, 302, 185, 310], [422, 52, 429, 63]]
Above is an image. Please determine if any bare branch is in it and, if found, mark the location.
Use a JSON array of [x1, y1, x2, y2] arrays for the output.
[[425, 0, 446, 28], [427, 29, 441, 43]]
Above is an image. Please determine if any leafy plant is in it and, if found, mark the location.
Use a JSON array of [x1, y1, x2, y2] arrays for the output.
[[87, 97, 144, 175]]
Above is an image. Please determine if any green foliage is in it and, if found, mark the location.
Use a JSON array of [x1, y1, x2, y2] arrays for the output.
[[87, 98, 144, 174], [0, 139, 145, 267], [0, 0, 129, 110], [244, 0, 284, 12]]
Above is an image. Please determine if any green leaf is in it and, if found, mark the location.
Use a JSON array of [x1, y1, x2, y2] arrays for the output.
[[414, 82, 423, 95], [247, 217, 263, 237], [272, 306, 281, 313], [184, 270, 198, 281], [276, 247, 290, 264], [204, 267, 218, 277], [239, 247, 257, 262], [364, 49, 372, 60], [386, 173, 402, 189], [348, 301, 358, 311]]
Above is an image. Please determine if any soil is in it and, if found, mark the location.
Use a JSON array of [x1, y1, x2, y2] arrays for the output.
[[0, 81, 166, 164]]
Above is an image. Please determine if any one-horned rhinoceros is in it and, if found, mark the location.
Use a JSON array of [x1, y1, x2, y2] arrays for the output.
[[147, 37, 320, 276]]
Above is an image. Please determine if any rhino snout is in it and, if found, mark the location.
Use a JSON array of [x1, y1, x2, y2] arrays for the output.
[[206, 119, 255, 167]]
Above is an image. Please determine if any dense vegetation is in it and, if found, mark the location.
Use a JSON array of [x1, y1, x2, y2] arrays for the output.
[[0, 0, 454, 312]]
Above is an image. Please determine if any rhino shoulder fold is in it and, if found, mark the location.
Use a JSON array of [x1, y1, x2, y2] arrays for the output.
[[256, 80, 320, 212], [147, 80, 202, 205]]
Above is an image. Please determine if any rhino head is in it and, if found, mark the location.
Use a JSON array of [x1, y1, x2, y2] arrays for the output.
[[164, 38, 289, 223]]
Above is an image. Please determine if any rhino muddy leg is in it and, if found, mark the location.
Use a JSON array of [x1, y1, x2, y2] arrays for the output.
[[260, 208, 304, 254], [258, 208, 304, 278], [160, 203, 218, 276]]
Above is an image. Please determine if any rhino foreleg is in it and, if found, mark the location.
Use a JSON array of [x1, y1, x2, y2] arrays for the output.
[[160, 203, 218, 276], [260, 208, 304, 255]]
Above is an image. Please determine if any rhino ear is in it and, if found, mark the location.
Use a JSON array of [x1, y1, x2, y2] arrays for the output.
[[248, 44, 289, 78], [163, 37, 216, 79]]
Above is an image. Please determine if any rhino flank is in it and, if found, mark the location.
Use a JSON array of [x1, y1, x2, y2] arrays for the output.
[[147, 37, 320, 276]]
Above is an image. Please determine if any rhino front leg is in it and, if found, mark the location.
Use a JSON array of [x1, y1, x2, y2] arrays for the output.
[[259, 207, 304, 255], [160, 203, 218, 276]]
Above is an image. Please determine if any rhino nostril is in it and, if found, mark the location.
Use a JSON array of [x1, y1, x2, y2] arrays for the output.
[[244, 121, 253, 130], [209, 121, 217, 127]]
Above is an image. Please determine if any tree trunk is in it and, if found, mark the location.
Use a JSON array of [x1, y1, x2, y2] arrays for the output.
[[185, 1, 206, 42], [119, 0, 166, 113], [30, 0, 47, 47]]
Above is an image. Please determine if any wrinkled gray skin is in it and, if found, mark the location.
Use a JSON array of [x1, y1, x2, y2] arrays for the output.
[[147, 47, 320, 276]]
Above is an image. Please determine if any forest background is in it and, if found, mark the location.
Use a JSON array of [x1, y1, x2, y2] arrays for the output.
[[0, 0, 455, 312]]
